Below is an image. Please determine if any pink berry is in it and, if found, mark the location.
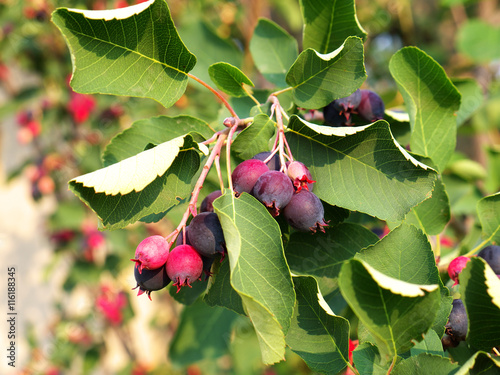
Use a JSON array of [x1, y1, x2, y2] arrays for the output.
[[166, 245, 203, 293], [448, 256, 470, 286], [232, 159, 269, 195], [287, 161, 315, 192], [130, 235, 169, 273]]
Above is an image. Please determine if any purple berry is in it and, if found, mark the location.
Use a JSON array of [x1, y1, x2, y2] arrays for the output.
[[200, 190, 222, 213], [445, 299, 468, 343], [133, 265, 171, 300], [130, 235, 169, 274], [287, 161, 315, 192], [283, 190, 328, 232], [252, 170, 294, 216], [357, 90, 385, 122], [477, 245, 500, 274], [252, 151, 281, 171], [332, 89, 362, 116], [166, 245, 203, 293], [187, 212, 225, 258], [448, 256, 470, 286], [232, 159, 269, 195], [323, 103, 350, 126]]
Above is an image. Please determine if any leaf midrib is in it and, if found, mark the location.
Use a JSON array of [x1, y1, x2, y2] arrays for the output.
[[66, 25, 189, 76]]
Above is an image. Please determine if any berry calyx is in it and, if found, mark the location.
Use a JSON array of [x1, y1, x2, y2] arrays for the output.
[[166, 245, 203, 293], [287, 161, 315, 192], [283, 190, 328, 232], [133, 265, 171, 300], [130, 235, 170, 274]]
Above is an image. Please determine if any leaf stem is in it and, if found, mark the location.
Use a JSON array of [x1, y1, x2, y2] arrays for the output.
[[242, 85, 262, 108], [271, 86, 293, 97], [387, 355, 397, 374], [187, 73, 239, 118], [165, 128, 229, 246]]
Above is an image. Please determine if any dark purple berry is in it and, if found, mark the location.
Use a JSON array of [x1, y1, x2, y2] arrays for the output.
[[252, 170, 294, 216], [201, 256, 215, 280], [323, 103, 350, 126], [187, 212, 225, 258], [332, 89, 362, 116], [283, 190, 328, 232], [357, 90, 385, 122], [252, 151, 281, 171], [166, 245, 203, 293], [232, 159, 269, 195], [200, 190, 222, 213], [445, 299, 468, 343], [287, 161, 315, 192], [477, 245, 500, 274], [448, 256, 470, 286], [133, 265, 171, 300], [130, 235, 169, 274]]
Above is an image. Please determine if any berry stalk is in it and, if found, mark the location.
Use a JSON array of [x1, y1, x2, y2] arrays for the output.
[[165, 127, 231, 246]]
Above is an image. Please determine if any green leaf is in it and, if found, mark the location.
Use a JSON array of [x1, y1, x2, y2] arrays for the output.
[[249, 18, 298, 88], [285, 276, 350, 375], [285, 223, 379, 295], [286, 116, 438, 221], [103, 115, 214, 166], [213, 192, 295, 364], [453, 78, 484, 127], [339, 259, 441, 364], [179, 20, 242, 85], [204, 256, 245, 316], [457, 20, 500, 63], [231, 114, 276, 161], [299, 0, 367, 54], [403, 177, 450, 235], [208, 62, 254, 97], [169, 279, 207, 305], [485, 146, 500, 194], [410, 330, 444, 357], [392, 353, 459, 375], [352, 342, 388, 375], [477, 192, 500, 243], [455, 351, 500, 375], [285, 36, 366, 109], [389, 47, 461, 171], [459, 257, 500, 351], [169, 299, 238, 366], [356, 223, 452, 336], [51, 0, 196, 108], [69, 135, 204, 229]]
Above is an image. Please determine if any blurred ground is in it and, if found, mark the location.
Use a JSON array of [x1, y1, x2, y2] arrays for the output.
[[0, 110, 61, 373]]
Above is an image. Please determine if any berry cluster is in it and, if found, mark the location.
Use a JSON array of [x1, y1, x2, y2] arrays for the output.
[[323, 89, 385, 126], [131, 149, 330, 299], [232, 152, 328, 232], [443, 245, 500, 348], [132, 196, 227, 298]]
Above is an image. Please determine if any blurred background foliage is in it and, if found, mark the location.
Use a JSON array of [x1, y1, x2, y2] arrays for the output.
[[0, 0, 499, 374]]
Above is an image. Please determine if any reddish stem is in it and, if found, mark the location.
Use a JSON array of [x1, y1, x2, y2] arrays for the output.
[[165, 129, 229, 246], [187, 73, 239, 118]]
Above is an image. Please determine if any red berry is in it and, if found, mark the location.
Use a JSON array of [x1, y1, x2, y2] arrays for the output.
[[166, 245, 203, 293], [447, 256, 470, 286], [130, 235, 169, 273]]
